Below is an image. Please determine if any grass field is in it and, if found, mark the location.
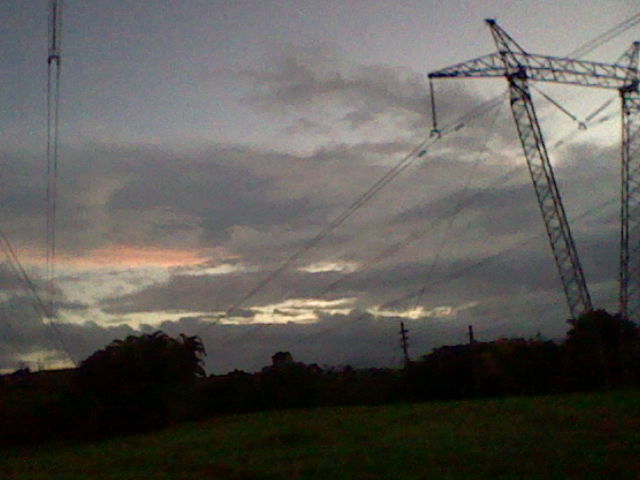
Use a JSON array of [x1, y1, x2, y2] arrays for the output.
[[2, 390, 639, 479]]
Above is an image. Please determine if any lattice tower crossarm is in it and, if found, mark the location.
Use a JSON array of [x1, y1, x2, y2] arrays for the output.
[[620, 45, 640, 320], [428, 20, 637, 92], [427, 52, 634, 89]]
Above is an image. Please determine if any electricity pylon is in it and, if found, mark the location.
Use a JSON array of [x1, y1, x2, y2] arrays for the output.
[[429, 19, 640, 320]]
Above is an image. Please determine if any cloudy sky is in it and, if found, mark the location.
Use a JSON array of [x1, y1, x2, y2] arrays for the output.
[[1, 0, 638, 373]]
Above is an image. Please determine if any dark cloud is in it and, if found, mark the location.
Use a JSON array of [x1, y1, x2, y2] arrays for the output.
[[152, 310, 490, 374], [145, 301, 576, 374], [0, 297, 473, 374]]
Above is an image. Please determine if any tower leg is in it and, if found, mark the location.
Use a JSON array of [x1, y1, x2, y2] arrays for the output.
[[620, 85, 640, 321], [508, 74, 592, 318]]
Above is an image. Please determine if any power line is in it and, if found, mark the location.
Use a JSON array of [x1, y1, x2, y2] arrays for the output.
[[322, 93, 510, 295], [568, 11, 640, 59], [381, 196, 618, 311], [201, 97, 515, 351], [199, 14, 639, 370], [407, 92, 619, 310], [195, 94, 505, 337], [238, 193, 617, 370], [234, 106, 620, 368], [0, 227, 76, 366], [201, 84, 617, 359], [409, 94, 507, 310], [277, 194, 619, 359]]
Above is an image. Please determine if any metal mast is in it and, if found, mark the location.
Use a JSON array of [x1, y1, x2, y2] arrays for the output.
[[620, 42, 640, 320], [429, 19, 640, 319], [47, 0, 63, 318]]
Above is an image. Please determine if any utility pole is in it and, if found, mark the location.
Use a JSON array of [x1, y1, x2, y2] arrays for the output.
[[469, 325, 478, 394], [399, 321, 410, 366]]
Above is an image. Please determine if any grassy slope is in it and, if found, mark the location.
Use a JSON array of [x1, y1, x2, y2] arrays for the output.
[[2, 390, 639, 480]]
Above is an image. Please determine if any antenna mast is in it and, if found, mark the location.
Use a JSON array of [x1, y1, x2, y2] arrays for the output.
[[46, 0, 63, 318]]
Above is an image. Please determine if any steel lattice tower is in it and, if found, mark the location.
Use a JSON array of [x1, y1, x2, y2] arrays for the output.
[[429, 20, 640, 320]]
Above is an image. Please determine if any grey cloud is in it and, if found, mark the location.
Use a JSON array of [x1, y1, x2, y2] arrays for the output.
[[226, 308, 255, 319], [55, 301, 91, 311], [284, 118, 333, 136], [99, 146, 331, 246], [97, 235, 566, 318], [0, 39, 625, 375], [391, 178, 535, 234], [0, 152, 45, 218], [96, 136, 621, 322], [99, 268, 347, 315], [0, 50, 503, 268], [0, 263, 25, 291], [241, 42, 480, 132], [0, 240, 603, 374], [341, 111, 377, 129], [0, 145, 326, 253], [0, 295, 133, 370]]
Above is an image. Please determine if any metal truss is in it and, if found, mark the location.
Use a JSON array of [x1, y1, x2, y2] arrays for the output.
[[429, 19, 640, 319], [620, 42, 640, 320]]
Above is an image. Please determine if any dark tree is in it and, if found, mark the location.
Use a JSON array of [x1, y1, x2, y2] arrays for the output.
[[76, 331, 206, 434], [562, 309, 640, 390], [409, 345, 476, 400], [257, 358, 323, 409]]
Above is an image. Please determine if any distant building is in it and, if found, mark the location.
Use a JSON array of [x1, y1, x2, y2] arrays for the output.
[[271, 351, 293, 367]]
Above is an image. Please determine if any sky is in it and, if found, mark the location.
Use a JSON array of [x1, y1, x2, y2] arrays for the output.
[[1, 0, 638, 373]]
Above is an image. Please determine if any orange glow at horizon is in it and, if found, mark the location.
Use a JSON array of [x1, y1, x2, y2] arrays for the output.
[[70, 246, 208, 268], [20, 245, 227, 269]]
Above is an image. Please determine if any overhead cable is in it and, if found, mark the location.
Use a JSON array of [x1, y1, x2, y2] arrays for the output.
[[568, 11, 640, 59], [0, 227, 76, 366], [196, 94, 505, 337]]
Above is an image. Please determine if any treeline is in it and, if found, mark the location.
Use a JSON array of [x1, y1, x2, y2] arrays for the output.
[[0, 309, 638, 447]]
